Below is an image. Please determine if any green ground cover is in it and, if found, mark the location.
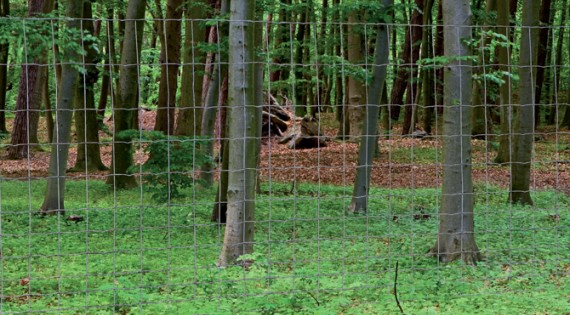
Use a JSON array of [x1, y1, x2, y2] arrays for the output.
[[0, 180, 568, 314]]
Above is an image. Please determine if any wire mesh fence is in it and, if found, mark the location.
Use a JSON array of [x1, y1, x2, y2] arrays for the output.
[[0, 5, 569, 314]]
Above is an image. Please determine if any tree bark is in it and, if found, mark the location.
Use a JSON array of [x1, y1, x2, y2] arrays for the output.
[[510, 0, 540, 206], [106, 0, 146, 189], [428, 0, 482, 264], [293, 2, 308, 116], [350, 0, 392, 214], [7, 0, 54, 159], [40, 0, 82, 214], [346, 10, 366, 140], [550, 0, 568, 125], [174, 0, 208, 136], [421, 0, 435, 135], [0, 0, 9, 134], [494, 0, 516, 164], [389, 0, 424, 123], [154, 0, 183, 135], [218, 0, 258, 267], [73, 1, 107, 171], [202, 0, 230, 189], [533, 0, 552, 127]]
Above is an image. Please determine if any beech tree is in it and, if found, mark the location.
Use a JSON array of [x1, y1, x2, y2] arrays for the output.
[[72, 1, 106, 171], [174, 0, 208, 136], [218, 0, 258, 267], [510, 0, 540, 205], [106, 0, 146, 189], [7, 0, 55, 159], [154, 0, 183, 135], [428, 0, 482, 264], [350, 0, 392, 214], [40, 0, 83, 214]]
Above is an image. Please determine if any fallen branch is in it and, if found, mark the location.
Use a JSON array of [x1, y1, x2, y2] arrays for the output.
[[394, 260, 404, 314]]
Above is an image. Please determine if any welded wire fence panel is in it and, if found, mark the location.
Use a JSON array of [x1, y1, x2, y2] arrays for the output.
[[0, 10, 569, 315]]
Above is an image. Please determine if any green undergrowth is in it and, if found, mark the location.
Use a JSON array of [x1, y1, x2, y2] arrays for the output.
[[0, 180, 568, 314]]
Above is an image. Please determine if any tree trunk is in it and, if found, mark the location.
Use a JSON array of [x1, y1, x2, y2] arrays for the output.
[[533, 0, 552, 127], [421, 0, 435, 135], [510, 0, 539, 205], [350, 0, 392, 214], [494, 0, 516, 164], [7, 0, 54, 159], [428, 0, 482, 264], [40, 0, 82, 214], [44, 71, 54, 142], [294, 2, 308, 116], [211, 77, 229, 222], [550, 0, 568, 125], [97, 8, 116, 121], [106, 0, 146, 189], [346, 10, 366, 140], [202, 0, 230, 188], [73, 1, 106, 171], [174, 0, 208, 136], [472, 0, 495, 139], [389, 0, 424, 122], [218, 0, 258, 267], [154, 0, 183, 135], [269, 0, 292, 86], [0, 0, 9, 134]]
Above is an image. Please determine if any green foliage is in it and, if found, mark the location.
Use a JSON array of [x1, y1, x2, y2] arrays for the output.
[[118, 130, 212, 203]]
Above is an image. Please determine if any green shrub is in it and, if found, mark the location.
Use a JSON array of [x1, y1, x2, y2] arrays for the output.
[[118, 130, 213, 203]]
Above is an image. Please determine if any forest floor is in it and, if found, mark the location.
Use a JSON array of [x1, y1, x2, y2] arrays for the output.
[[1, 112, 569, 195]]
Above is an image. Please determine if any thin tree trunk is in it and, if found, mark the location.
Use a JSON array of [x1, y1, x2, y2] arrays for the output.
[[73, 2, 106, 171], [550, 0, 568, 125], [269, 0, 292, 87], [510, 0, 539, 206], [154, 0, 183, 135], [350, 0, 392, 214], [294, 2, 308, 116], [40, 0, 82, 214], [44, 71, 54, 142], [533, 0, 552, 127], [106, 0, 146, 189], [421, 0, 435, 135], [202, 0, 230, 188], [494, 0, 516, 164], [218, 0, 258, 267], [0, 0, 9, 134], [174, 0, 208, 136], [346, 10, 366, 139], [211, 75, 229, 222], [97, 8, 116, 121], [428, 0, 482, 264], [389, 0, 424, 122]]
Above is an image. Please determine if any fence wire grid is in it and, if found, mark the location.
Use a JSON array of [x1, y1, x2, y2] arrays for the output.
[[0, 10, 569, 315]]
